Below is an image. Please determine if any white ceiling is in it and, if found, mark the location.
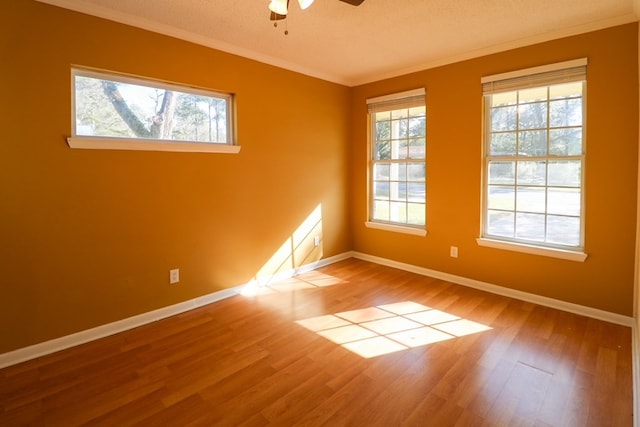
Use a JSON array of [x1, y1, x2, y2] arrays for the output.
[[38, 0, 639, 86]]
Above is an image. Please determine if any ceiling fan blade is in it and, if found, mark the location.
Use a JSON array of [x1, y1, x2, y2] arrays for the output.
[[269, 0, 290, 20], [339, 0, 365, 5]]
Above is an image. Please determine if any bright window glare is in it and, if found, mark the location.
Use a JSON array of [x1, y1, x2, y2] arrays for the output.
[[73, 68, 233, 144], [296, 301, 492, 358], [483, 78, 585, 250]]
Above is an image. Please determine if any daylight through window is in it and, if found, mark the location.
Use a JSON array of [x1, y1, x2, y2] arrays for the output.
[[70, 68, 236, 152], [481, 59, 587, 256], [367, 89, 426, 234]]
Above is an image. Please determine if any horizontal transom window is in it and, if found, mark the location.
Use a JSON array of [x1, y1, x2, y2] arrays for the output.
[[69, 68, 237, 153]]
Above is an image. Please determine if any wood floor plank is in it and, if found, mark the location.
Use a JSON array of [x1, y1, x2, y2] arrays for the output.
[[0, 259, 633, 426]]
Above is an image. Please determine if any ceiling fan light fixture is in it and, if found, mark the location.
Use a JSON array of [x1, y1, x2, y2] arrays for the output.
[[268, 0, 288, 16], [298, 0, 314, 10]]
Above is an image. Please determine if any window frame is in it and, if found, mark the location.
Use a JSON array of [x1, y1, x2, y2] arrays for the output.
[[365, 88, 427, 236], [478, 59, 588, 261], [68, 67, 239, 154]]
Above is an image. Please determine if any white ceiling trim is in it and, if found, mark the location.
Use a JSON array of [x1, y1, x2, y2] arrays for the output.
[[37, 0, 638, 87], [36, 0, 350, 85]]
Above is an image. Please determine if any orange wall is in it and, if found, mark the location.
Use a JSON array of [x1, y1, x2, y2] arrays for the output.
[[1, 1, 638, 356], [0, 1, 351, 353], [350, 24, 639, 316]]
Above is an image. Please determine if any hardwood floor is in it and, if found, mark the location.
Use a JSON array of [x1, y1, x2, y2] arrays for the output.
[[0, 259, 633, 426]]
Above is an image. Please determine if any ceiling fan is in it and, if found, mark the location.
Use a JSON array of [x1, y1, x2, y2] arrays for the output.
[[269, 0, 365, 22]]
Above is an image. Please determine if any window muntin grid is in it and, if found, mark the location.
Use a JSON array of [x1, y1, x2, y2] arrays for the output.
[[370, 105, 426, 227], [483, 81, 585, 249]]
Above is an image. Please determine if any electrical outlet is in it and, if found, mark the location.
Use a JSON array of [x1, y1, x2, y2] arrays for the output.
[[169, 268, 180, 284], [314, 236, 321, 247], [450, 246, 458, 258]]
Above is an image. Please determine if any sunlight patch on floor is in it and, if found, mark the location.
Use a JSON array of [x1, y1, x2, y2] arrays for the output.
[[296, 301, 492, 358], [241, 271, 344, 297]]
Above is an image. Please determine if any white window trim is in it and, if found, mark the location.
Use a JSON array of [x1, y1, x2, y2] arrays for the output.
[[367, 88, 427, 233], [479, 59, 588, 259], [365, 221, 428, 237], [477, 237, 588, 262], [67, 137, 241, 154], [70, 67, 238, 154]]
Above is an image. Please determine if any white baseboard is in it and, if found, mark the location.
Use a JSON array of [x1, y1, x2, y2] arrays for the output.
[[0, 250, 632, 369], [351, 251, 634, 327], [0, 285, 242, 370], [0, 252, 353, 370]]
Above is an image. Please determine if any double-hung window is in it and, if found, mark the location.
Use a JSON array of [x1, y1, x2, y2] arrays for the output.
[[479, 59, 587, 261], [366, 89, 426, 236]]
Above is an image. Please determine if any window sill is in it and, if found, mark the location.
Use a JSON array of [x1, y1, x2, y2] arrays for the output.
[[67, 137, 241, 154], [365, 221, 427, 237], [476, 237, 588, 262]]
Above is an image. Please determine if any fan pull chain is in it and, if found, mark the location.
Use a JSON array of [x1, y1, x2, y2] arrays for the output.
[[273, 19, 289, 35]]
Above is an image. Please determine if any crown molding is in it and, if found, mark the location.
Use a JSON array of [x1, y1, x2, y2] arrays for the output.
[[34, 0, 351, 85], [33, 1, 640, 88]]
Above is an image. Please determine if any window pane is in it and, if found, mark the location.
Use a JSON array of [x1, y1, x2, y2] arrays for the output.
[[407, 203, 425, 225], [375, 111, 391, 121], [408, 106, 426, 117], [373, 200, 390, 221], [483, 76, 584, 250], [173, 95, 228, 143], [395, 140, 409, 159], [490, 132, 516, 156], [376, 121, 391, 140], [517, 161, 546, 185], [549, 128, 582, 156], [491, 106, 517, 131], [518, 102, 547, 129], [369, 93, 426, 229], [374, 163, 390, 180], [408, 139, 426, 159], [492, 92, 517, 107], [390, 182, 407, 202], [407, 182, 425, 202], [516, 187, 545, 213], [518, 130, 547, 156], [395, 118, 409, 138], [373, 182, 389, 199], [390, 202, 407, 223], [550, 82, 582, 99], [519, 87, 547, 103], [392, 109, 408, 119], [487, 210, 514, 237], [550, 98, 582, 127], [548, 188, 581, 216], [74, 72, 231, 144], [515, 213, 545, 241], [390, 163, 406, 180], [375, 140, 391, 160], [407, 163, 425, 182], [548, 160, 581, 187], [409, 117, 426, 137], [488, 186, 514, 210], [488, 161, 515, 185], [547, 215, 580, 246]]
